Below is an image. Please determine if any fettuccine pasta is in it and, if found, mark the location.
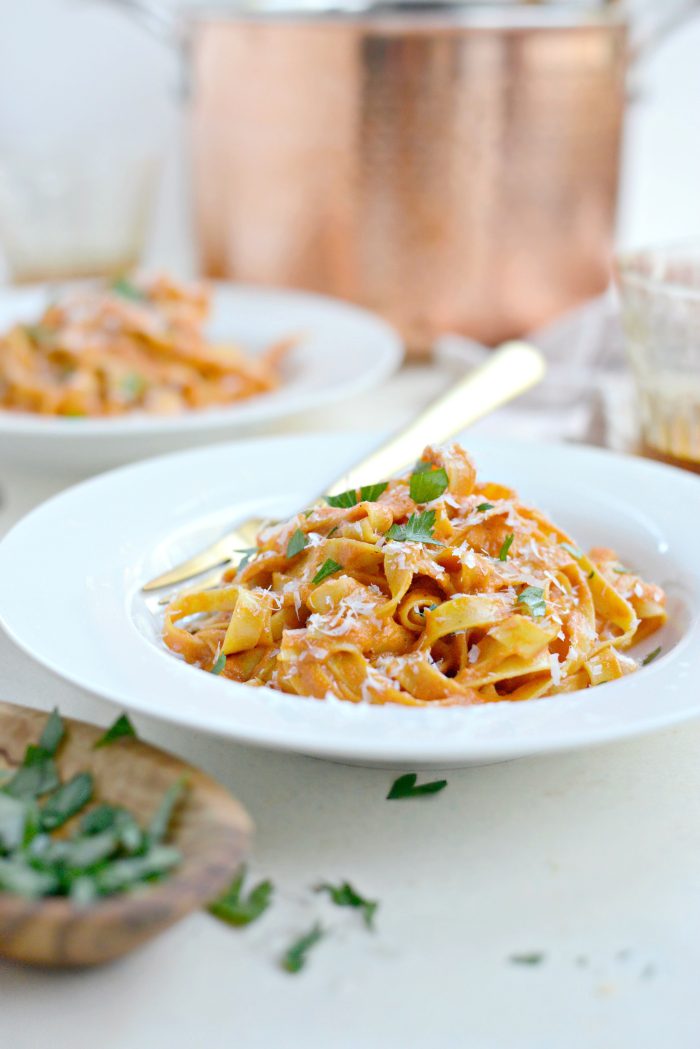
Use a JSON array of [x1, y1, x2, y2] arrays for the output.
[[0, 274, 289, 416], [163, 444, 667, 706]]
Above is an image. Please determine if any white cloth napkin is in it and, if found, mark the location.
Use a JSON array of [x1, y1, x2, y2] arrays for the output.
[[435, 289, 637, 450]]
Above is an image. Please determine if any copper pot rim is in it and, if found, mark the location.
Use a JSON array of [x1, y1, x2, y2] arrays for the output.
[[182, 2, 626, 28]]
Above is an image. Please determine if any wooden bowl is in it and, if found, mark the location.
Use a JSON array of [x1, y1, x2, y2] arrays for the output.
[[0, 702, 252, 967]]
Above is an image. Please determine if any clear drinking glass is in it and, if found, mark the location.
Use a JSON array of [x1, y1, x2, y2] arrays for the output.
[[0, 134, 160, 283], [617, 242, 700, 472]]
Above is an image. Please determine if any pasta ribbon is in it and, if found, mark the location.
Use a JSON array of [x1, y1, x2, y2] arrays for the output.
[[162, 443, 667, 704]]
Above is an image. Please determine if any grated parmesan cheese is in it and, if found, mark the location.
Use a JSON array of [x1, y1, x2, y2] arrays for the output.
[[549, 653, 561, 686]]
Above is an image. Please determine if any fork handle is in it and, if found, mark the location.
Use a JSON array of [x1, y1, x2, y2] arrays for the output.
[[325, 341, 545, 496], [141, 341, 544, 591]]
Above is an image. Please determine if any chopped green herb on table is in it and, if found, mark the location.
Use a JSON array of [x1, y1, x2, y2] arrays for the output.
[[209, 864, 274, 927], [0, 710, 185, 901], [281, 923, 325, 974], [94, 713, 137, 749], [315, 880, 378, 929], [510, 953, 546, 966], [387, 773, 447, 800]]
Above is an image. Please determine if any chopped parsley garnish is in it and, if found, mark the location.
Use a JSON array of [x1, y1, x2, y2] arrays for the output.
[[517, 586, 546, 619], [326, 489, 357, 509], [560, 542, 583, 559], [282, 922, 325, 974], [94, 713, 137, 749], [2, 753, 60, 802], [409, 462, 449, 504], [476, 502, 494, 513], [312, 559, 342, 585], [235, 547, 258, 571], [510, 953, 545, 966], [387, 773, 447, 800], [326, 483, 388, 508], [498, 534, 515, 561], [211, 653, 227, 675], [286, 528, 308, 558], [360, 482, 388, 502], [21, 323, 54, 344], [120, 372, 146, 400], [38, 708, 64, 756], [588, 570, 595, 580], [2, 708, 64, 801], [315, 880, 378, 929], [148, 778, 187, 843], [386, 510, 443, 546], [0, 709, 184, 900], [40, 772, 94, 832], [111, 276, 146, 301], [209, 864, 274, 927], [642, 646, 662, 667]]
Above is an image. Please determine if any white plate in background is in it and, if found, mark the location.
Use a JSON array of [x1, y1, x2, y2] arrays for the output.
[[0, 282, 402, 473], [0, 433, 698, 767]]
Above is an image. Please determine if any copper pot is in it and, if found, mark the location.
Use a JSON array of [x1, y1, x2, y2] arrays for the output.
[[109, 1, 698, 354]]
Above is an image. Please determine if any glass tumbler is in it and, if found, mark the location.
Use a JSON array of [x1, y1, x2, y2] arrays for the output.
[[0, 134, 161, 284], [617, 243, 700, 472]]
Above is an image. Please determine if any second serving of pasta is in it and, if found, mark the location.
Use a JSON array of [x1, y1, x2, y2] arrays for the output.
[[163, 444, 667, 706]]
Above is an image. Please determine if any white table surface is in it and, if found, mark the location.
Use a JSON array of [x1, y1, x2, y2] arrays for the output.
[[2, 364, 700, 1049]]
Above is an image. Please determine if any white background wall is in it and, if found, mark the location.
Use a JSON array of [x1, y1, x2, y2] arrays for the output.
[[0, 0, 699, 267]]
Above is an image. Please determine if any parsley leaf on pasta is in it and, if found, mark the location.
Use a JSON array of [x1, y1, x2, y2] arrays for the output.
[[312, 559, 343, 585], [386, 510, 443, 545], [286, 528, 308, 558], [360, 482, 388, 502], [517, 586, 546, 619], [409, 463, 449, 504], [235, 547, 259, 571], [325, 490, 357, 509], [498, 534, 514, 561], [111, 276, 147, 301], [211, 653, 227, 675], [326, 483, 388, 508], [642, 646, 662, 666]]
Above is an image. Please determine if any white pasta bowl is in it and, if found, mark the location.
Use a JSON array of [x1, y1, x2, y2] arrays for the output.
[[0, 433, 698, 767], [0, 282, 402, 474]]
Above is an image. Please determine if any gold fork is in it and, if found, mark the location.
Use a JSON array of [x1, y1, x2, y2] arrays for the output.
[[142, 341, 545, 592]]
